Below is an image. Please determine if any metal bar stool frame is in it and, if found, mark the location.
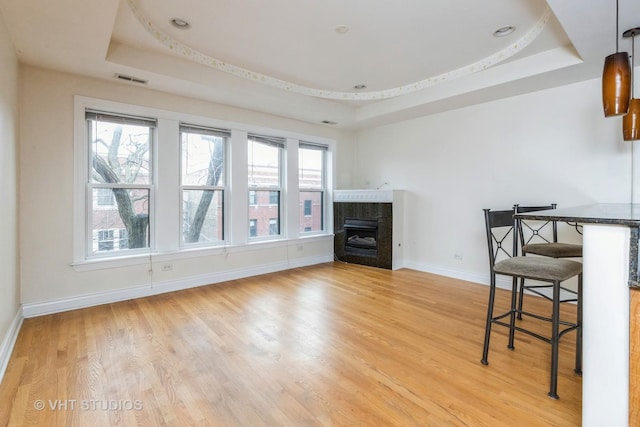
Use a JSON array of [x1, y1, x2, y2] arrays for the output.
[[513, 204, 583, 320], [481, 208, 583, 399]]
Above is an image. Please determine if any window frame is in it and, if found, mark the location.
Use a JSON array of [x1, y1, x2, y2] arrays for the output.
[[247, 134, 285, 241], [303, 199, 312, 216], [97, 229, 114, 251], [179, 123, 229, 248], [85, 109, 156, 259], [298, 142, 328, 235], [249, 219, 258, 237]]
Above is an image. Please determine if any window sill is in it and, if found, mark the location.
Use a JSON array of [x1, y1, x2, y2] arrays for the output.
[[71, 234, 332, 272]]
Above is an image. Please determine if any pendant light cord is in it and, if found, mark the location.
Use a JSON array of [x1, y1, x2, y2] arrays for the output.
[[616, 0, 620, 52], [631, 31, 637, 204], [633, 33, 636, 96]]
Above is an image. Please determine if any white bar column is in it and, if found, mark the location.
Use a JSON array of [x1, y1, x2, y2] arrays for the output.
[[582, 223, 630, 426]]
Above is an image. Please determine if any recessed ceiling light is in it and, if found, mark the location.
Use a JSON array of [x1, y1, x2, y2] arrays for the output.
[[170, 18, 190, 29], [335, 25, 349, 34], [353, 84, 367, 90], [493, 26, 515, 37]]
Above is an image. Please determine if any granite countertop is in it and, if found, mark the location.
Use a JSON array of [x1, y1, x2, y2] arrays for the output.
[[514, 203, 640, 226], [515, 203, 640, 288]]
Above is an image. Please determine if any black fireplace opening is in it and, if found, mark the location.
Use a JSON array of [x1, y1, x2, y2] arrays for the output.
[[344, 218, 378, 257], [333, 201, 392, 269]]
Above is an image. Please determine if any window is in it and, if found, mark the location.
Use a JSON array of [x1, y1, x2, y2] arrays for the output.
[[75, 97, 334, 268], [118, 229, 129, 249], [180, 124, 228, 246], [248, 134, 284, 239], [299, 142, 327, 233], [269, 191, 279, 205], [97, 230, 114, 251], [96, 188, 114, 206], [269, 218, 279, 235], [86, 110, 155, 256]]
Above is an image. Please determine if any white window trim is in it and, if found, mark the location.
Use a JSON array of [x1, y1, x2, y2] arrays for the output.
[[72, 95, 336, 271], [298, 141, 328, 236], [247, 134, 285, 241], [179, 124, 229, 249], [79, 101, 158, 261]]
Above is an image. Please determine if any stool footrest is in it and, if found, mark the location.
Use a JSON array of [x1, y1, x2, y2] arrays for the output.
[[490, 309, 579, 345]]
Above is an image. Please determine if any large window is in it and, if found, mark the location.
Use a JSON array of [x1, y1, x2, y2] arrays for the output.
[[248, 134, 284, 239], [86, 110, 155, 256], [298, 142, 327, 233], [180, 124, 228, 246], [75, 98, 333, 266]]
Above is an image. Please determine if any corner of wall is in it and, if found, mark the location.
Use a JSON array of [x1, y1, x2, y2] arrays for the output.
[[0, 308, 23, 384]]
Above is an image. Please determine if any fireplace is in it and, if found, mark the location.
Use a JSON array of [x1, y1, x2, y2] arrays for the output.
[[333, 190, 402, 270], [344, 218, 379, 257]]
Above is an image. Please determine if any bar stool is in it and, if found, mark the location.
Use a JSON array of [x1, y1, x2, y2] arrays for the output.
[[481, 208, 583, 399], [514, 204, 582, 258], [513, 204, 583, 320]]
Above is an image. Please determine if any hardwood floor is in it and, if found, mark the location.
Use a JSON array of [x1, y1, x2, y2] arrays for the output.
[[0, 263, 581, 426]]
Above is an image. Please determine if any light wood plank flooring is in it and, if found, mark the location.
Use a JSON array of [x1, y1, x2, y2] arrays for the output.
[[0, 263, 581, 426]]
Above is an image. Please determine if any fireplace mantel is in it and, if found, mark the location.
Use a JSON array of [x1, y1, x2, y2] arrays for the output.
[[333, 189, 397, 203]]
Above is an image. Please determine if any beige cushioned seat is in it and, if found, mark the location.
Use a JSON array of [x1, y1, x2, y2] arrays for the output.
[[494, 256, 583, 282], [523, 242, 582, 258]]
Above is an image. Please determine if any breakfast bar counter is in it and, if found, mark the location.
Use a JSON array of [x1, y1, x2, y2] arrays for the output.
[[515, 203, 639, 427]]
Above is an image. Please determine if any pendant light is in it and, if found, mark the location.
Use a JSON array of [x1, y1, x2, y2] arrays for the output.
[[603, 0, 631, 117], [623, 28, 640, 141]]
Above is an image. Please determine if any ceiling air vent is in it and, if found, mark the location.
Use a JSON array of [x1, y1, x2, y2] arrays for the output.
[[114, 73, 148, 84]]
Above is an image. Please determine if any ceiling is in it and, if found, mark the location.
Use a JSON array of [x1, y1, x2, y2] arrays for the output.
[[0, 0, 638, 129]]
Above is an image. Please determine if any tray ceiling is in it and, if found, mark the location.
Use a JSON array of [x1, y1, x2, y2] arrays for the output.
[[1, 0, 638, 129]]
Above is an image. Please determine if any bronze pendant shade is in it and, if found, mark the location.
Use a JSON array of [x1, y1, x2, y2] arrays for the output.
[[603, 0, 631, 117], [623, 99, 640, 140], [602, 52, 631, 117], [623, 28, 640, 141]]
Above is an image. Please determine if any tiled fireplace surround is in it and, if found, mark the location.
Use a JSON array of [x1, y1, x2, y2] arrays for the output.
[[333, 190, 402, 270]]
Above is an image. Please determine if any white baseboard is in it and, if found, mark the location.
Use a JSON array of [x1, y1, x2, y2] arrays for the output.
[[403, 260, 493, 287], [403, 260, 577, 301], [22, 254, 333, 319], [0, 309, 23, 384], [21, 254, 576, 319]]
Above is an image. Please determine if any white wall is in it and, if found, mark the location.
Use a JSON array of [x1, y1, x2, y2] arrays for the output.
[[0, 12, 20, 375], [353, 78, 630, 283], [18, 66, 355, 310], [15, 61, 634, 314]]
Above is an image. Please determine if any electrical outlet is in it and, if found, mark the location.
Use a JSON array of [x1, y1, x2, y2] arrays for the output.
[[161, 263, 173, 271]]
